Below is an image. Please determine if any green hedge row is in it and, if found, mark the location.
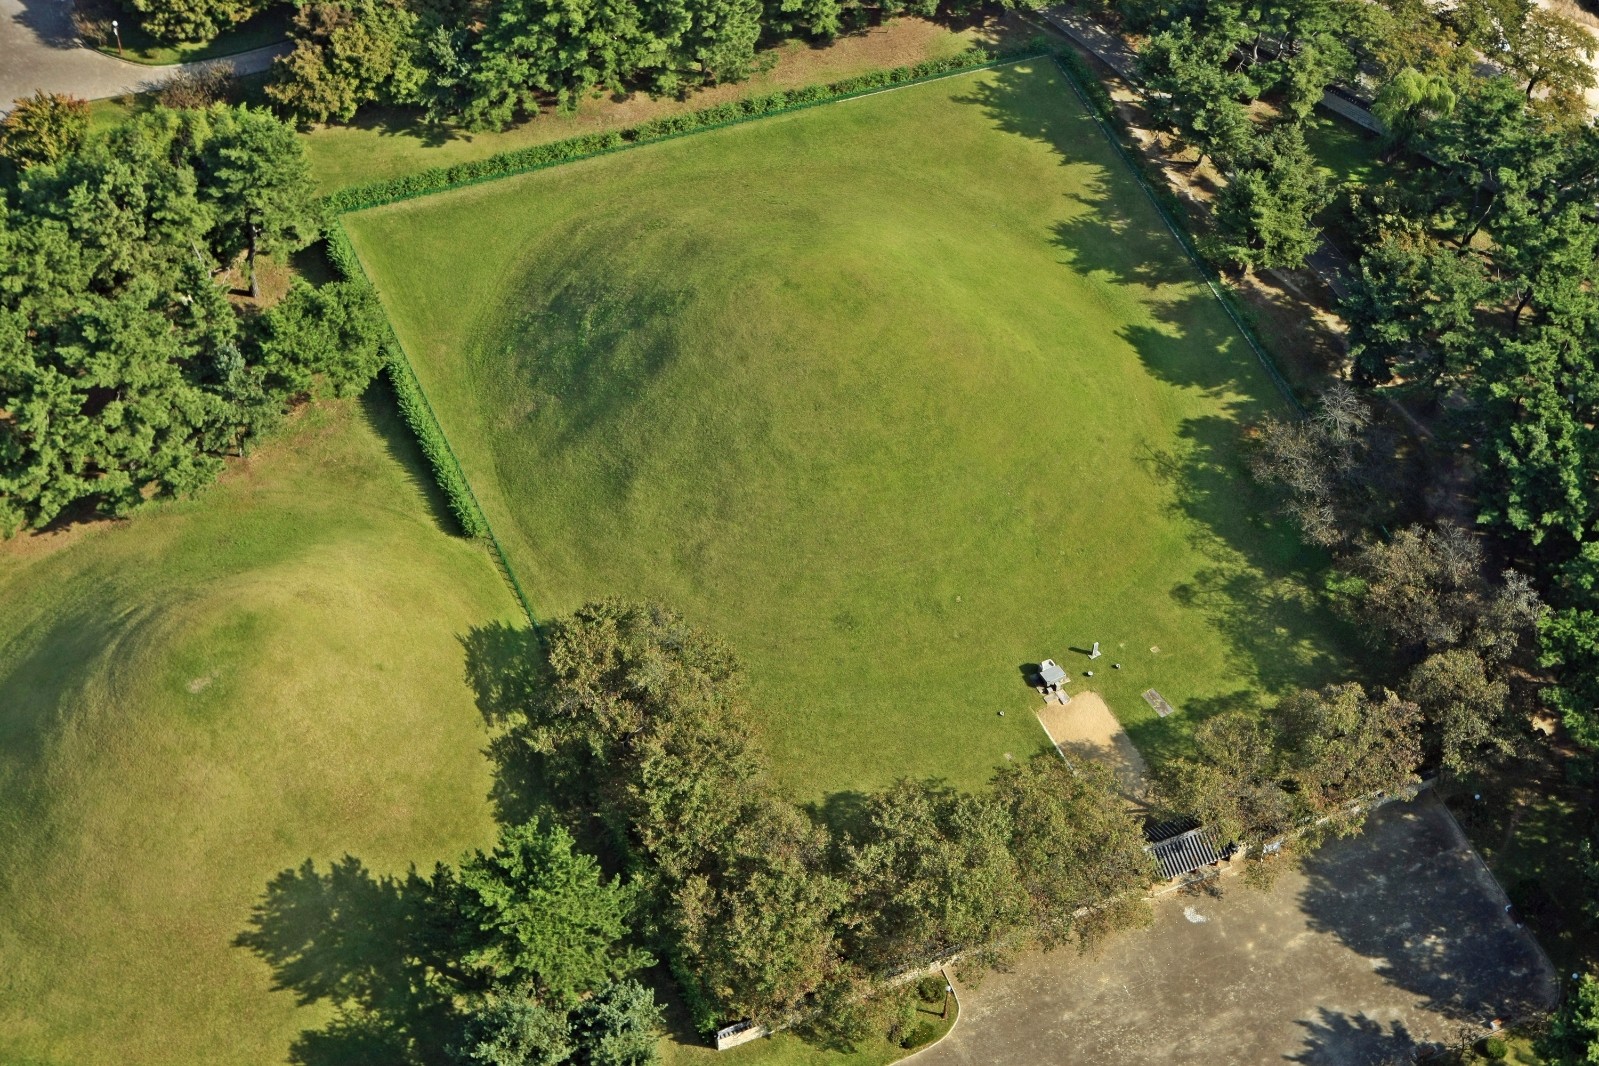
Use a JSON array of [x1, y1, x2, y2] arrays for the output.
[[320, 46, 1041, 215], [325, 222, 492, 538]]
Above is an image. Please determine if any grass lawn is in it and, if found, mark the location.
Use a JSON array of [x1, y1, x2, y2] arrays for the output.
[[0, 395, 519, 1066], [344, 59, 1356, 803], [1303, 112, 1384, 187], [300, 17, 1008, 194]]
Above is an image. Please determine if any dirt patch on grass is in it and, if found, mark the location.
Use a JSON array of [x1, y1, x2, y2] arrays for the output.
[[1036, 691, 1150, 803]]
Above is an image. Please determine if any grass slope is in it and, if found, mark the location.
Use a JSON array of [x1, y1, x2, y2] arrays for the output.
[[345, 59, 1355, 802], [0, 397, 518, 1066]]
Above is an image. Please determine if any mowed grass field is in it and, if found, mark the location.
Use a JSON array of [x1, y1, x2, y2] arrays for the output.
[[0, 398, 519, 1066], [345, 59, 1356, 801]]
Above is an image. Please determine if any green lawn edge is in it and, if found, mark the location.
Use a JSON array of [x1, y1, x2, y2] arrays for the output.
[[321, 49, 1053, 633], [325, 221, 536, 624]]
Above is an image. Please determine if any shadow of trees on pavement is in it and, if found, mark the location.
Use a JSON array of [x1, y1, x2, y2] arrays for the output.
[[1287, 1009, 1418, 1065], [1294, 800, 1555, 1042]]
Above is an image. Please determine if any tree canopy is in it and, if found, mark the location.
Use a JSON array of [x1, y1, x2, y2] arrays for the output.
[[0, 104, 382, 537], [455, 820, 651, 1007]]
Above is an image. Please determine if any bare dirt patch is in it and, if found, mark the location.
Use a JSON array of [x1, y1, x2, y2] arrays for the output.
[[1036, 690, 1151, 803]]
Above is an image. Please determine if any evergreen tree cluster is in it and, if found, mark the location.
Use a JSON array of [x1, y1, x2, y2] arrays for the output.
[[0, 104, 386, 536], [1128, 0, 1598, 271], [237, 821, 666, 1065], [1333, 67, 1599, 750], [264, 0, 1009, 130]]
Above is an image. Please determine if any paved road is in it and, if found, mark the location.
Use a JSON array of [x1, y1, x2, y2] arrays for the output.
[[0, 0, 284, 111], [919, 793, 1555, 1066]]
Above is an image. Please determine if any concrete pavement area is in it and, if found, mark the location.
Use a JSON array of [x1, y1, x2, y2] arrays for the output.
[[920, 792, 1555, 1066], [1, 0, 284, 110]]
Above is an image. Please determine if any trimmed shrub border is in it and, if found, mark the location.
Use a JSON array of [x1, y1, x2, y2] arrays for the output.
[[326, 222, 538, 622], [319, 47, 1040, 216]]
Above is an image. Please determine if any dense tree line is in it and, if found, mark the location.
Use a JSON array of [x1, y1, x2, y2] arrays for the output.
[[461, 599, 1428, 1039], [261, 0, 1013, 130], [1331, 60, 1599, 751], [1161, 7, 1599, 1044], [503, 601, 1158, 1033], [1128, 0, 1597, 271], [1253, 388, 1546, 778], [0, 104, 384, 535], [1127, 0, 1599, 772]]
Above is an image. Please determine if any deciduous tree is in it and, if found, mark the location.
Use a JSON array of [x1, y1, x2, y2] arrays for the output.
[[1403, 648, 1515, 774], [1277, 682, 1422, 822], [991, 754, 1155, 946], [842, 780, 1030, 971]]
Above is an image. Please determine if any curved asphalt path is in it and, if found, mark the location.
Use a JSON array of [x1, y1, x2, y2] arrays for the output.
[[1, 0, 285, 111]]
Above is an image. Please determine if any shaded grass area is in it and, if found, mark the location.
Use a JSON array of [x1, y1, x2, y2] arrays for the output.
[[301, 17, 1007, 194], [0, 393, 519, 1066], [345, 60, 1357, 803], [1303, 112, 1383, 188], [88, 5, 290, 64]]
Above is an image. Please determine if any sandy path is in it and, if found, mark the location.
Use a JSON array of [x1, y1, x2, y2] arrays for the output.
[[1035, 691, 1150, 804]]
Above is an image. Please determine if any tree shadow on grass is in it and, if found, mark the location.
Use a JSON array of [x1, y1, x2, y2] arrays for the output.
[[951, 62, 1197, 293], [951, 61, 1362, 724], [1125, 688, 1257, 771], [359, 382, 467, 539], [1150, 414, 1359, 687], [320, 104, 462, 147], [234, 856, 465, 1065], [459, 621, 560, 830], [808, 789, 872, 842]]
